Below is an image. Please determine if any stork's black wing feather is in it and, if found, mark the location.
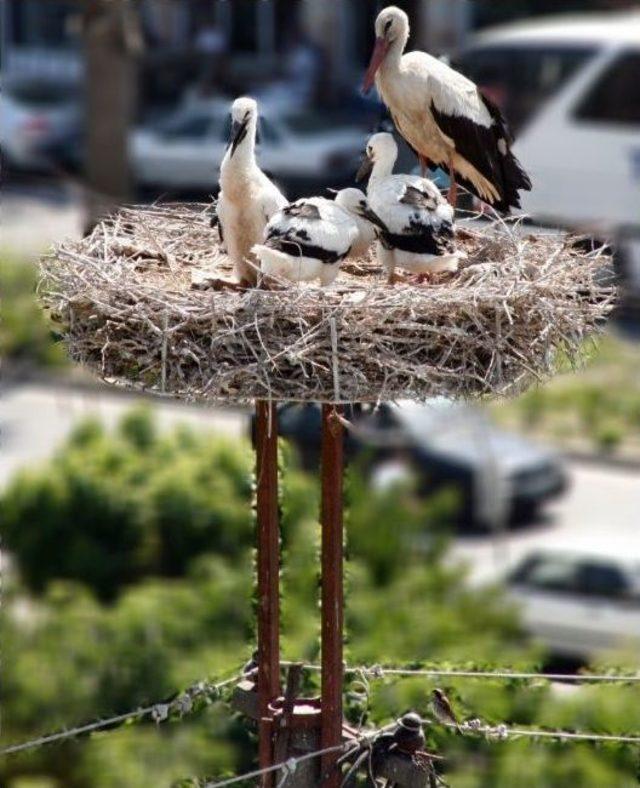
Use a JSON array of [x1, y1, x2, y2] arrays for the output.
[[282, 201, 322, 221], [430, 93, 531, 213], [399, 184, 436, 210], [380, 219, 455, 256], [264, 230, 345, 265]]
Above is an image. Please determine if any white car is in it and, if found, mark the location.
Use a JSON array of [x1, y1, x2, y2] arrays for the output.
[[131, 98, 363, 195], [1, 76, 81, 171], [507, 546, 640, 660], [457, 11, 640, 232]]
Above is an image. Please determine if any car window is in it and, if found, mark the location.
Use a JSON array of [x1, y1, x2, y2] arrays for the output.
[[509, 554, 581, 593], [575, 51, 640, 126], [6, 81, 79, 107], [576, 562, 629, 599], [454, 45, 597, 134], [258, 117, 281, 144], [159, 114, 213, 140]]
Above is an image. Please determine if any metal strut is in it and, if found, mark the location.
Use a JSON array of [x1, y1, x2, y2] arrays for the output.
[[255, 400, 281, 787], [320, 404, 344, 787]]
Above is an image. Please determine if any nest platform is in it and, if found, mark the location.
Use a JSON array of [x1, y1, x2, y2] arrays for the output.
[[40, 202, 615, 404]]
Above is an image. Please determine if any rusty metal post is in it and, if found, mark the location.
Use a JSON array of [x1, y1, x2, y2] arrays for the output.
[[255, 400, 281, 786], [320, 404, 344, 786]]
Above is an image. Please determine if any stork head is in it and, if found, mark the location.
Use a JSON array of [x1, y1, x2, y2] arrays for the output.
[[363, 6, 410, 93], [356, 132, 398, 182], [228, 96, 258, 156], [333, 187, 367, 214]]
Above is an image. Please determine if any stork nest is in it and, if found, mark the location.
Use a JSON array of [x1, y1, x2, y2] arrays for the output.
[[39, 202, 615, 404]]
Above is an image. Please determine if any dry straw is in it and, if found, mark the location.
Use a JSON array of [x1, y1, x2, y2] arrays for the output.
[[39, 202, 615, 404]]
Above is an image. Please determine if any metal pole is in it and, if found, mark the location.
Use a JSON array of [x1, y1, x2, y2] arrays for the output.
[[255, 400, 280, 786], [320, 404, 344, 786]]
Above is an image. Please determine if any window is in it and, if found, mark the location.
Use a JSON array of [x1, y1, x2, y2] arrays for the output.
[[509, 554, 581, 594], [575, 51, 640, 126], [577, 562, 629, 600], [159, 114, 212, 140], [454, 45, 596, 134]]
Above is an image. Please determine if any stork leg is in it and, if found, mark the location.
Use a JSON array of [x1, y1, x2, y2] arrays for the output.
[[446, 159, 458, 207], [418, 155, 430, 178]]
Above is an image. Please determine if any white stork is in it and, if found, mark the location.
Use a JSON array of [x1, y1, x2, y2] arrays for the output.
[[252, 191, 363, 287], [332, 187, 378, 259], [218, 97, 287, 286], [362, 6, 531, 212], [356, 132, 462, 284]]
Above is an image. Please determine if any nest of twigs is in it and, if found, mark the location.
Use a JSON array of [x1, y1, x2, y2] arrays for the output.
[[40, 202, 615, 404]]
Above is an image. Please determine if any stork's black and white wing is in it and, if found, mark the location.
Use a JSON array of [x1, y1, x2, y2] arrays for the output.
[[369, 175, 455, 256], [405, 53, 531, 212], [264, 198, 357, 264]]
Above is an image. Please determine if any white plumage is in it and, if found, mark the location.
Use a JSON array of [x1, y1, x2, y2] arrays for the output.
[[218, 97, 287, 286], [332, 187, 378, 260], [357, 132, 462, 284], [363, 6, 531, 212], [252, 191, 361, 287]]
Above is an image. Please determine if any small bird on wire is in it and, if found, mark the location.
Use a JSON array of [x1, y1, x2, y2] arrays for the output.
[[357, 132, 463, 284], [431, 688, 461, 732], [252, 190, 367, 287], [362, 6, 531, 211], [217, 96, 287, 287]]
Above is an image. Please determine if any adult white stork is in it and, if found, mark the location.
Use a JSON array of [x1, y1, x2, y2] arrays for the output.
[[252, 190, 364, 287], [356, 132, 462, 284], [362, 6, 531, 212], [218, 97, 287, 286]]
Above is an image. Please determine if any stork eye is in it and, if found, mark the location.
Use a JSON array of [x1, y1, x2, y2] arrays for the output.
[[384, 19, 392, 33]]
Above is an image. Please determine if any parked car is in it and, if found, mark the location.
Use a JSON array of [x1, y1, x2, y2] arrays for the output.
[[507, 547, 640, 660], [130, 97, 364, 197], [271, 400, 567, 530], [2, 76, 81, 172], [455, 11, 640, 232]]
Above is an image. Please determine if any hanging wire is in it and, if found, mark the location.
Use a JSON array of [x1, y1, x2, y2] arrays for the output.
[[284, 661, 640, 684], [0, 672, 244, 757]]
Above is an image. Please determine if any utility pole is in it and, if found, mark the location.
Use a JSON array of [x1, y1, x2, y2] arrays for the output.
[[82, 0, 142, 232]]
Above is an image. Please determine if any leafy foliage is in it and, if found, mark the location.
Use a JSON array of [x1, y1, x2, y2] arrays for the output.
[[0, 257, 67, 369]]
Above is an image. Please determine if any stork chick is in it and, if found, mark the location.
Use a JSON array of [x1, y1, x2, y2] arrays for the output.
[[252, 192, 362, 287], [218, 97, 287, 286], [357, 132, 463, 284], [363, 6, 531, 212], [331, 187, 378, 260]]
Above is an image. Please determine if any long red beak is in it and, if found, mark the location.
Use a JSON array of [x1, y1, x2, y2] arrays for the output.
[[362, 37, 389, 94]]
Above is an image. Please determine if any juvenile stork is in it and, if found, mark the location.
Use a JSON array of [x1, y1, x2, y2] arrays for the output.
[[356, 133, 462, 284], [362, 6, 531, 212], [252, 190, 364, 287], [218, 97, 287, 286]]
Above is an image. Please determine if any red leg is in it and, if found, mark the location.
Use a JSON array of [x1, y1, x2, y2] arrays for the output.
[[419, 155, 430, 178]]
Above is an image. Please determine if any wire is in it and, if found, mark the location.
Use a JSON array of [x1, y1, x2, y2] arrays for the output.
[[202, 722, 401, 788], [286, 662, 640, 684], [0, 673, 242, 757], [202, 742, 347, 788], [441, 718, 640, 745]]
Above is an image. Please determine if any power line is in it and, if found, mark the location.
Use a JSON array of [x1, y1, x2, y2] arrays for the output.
[[0, 673, 242, 757], [286, 662, 640, 684], [201, 743, 347, 788]]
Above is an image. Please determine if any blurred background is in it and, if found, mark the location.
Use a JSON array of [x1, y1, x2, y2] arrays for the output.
[[2, 1, 640, 786]]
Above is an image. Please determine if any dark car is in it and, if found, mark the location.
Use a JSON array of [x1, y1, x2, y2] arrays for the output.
[[266, 400, 567, 530]]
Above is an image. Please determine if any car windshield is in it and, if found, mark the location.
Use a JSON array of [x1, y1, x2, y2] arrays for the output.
[[6, 80, 79, 107], [156, 112, 216, 140], [453, 45, 597, 134], [509, 554, 581, 593]]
